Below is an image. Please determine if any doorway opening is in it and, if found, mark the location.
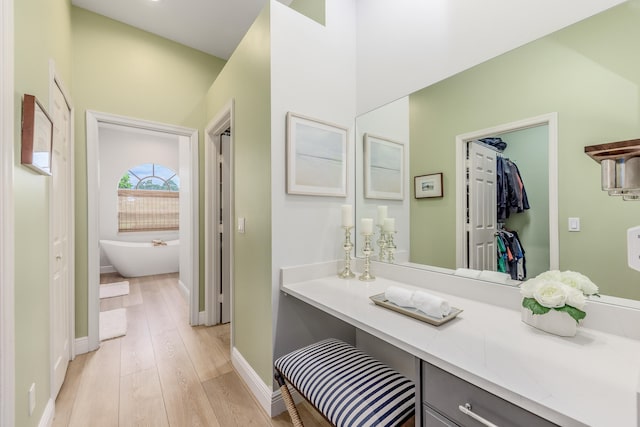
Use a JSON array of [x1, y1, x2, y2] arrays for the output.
[[455, 113, 559, 279], [86, 111, 199, 351], [205, 101, 234, 331]]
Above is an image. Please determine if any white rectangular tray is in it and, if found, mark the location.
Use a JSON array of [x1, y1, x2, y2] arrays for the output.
[[369, 293, 463, 326]]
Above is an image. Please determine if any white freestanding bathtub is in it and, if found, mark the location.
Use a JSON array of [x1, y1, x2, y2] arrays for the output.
[[100, 239, 179, 277]]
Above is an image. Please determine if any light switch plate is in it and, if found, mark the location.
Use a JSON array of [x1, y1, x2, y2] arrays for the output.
[[237, 217, 245, 234], [628, 226, 640, 272], [568, 217, 580, 232]]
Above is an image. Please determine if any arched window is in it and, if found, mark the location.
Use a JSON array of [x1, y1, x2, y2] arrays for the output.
[[117, 163, 180, 232]]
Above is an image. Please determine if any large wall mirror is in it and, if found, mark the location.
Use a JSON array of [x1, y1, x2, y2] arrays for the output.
[[356, 1, 640, 303]]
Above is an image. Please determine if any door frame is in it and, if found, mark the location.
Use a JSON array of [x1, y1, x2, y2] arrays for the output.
[[86, 111, 200, 351], [455, 112, 559, 271], [204, 100, 235, 329], [48, 61, 75, 397], [0, 0, 15, 424]]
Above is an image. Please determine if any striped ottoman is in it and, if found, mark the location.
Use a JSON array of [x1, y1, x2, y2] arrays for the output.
[[274, 338, 415, 427]]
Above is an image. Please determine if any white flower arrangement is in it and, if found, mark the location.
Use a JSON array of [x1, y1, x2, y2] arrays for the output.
[[520, 270, 599, 323]]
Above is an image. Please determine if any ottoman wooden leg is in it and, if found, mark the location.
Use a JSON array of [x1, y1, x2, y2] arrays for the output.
[[275, 370, 304, 427]]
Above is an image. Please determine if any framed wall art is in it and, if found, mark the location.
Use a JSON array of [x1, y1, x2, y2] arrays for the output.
[[21, 94, 53, 176], [364, 133, 404, 200], [286, 112, 348, 197], [415, 173, 443, 199]]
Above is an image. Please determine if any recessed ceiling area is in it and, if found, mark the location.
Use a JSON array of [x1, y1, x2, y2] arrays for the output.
[[71, 0, 292, 60]]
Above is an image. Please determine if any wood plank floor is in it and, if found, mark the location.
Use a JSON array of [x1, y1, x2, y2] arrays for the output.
[[53, 273, 330, 427]]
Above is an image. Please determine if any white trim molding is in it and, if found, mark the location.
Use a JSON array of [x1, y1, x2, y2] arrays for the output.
[[455, 112, 559, 271], [85, 111, 200, 350], [37, 398, 54, 427], [204, 100, 235, 327], [0, 0, 15, 424], [73, 337, 89, 356], [230, 347, 301, 417]]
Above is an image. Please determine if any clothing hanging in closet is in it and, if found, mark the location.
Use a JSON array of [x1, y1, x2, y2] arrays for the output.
[[496, 229, 526, 280], [478, 136, 531, 280], [497, 156, 530, 222]]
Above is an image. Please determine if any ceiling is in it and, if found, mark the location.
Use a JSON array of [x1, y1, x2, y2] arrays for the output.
[[71, 0, 292, 60]]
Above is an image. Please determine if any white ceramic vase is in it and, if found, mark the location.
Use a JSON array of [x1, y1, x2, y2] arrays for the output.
[[521, 306, 577, 337]]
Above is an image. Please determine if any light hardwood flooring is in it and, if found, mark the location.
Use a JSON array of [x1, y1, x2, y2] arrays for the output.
[[53, 273, 330, 427]]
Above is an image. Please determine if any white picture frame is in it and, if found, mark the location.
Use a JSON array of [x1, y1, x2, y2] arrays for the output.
[[364, 133, 404, 200], [286, 112, 348, 197]]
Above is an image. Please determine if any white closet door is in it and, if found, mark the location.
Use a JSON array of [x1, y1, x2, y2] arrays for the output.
[[51, 83, 71, 398], [468, 142, 497, 271]]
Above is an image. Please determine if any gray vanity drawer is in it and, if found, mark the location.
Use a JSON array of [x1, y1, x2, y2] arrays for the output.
[[422, 361, 557, 427], [423, 404, 459, 427]]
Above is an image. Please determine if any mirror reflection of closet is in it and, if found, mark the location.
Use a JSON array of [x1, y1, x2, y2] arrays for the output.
[[464, 125, 550, 280]]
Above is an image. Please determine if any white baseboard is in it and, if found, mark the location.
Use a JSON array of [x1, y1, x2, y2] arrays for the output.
[[232, 347, 273, 415], [178, 280, 189, 302], [231, 347, 302, 417], [198, 311, 206, 325], [38, 398, 54, 427], [74, 336, 89, 355], [100, 265, 116, 274]]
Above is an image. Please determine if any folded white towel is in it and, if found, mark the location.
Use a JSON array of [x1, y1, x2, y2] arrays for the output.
[[384, 286, 414, 307], [411, 290, 451, 318]]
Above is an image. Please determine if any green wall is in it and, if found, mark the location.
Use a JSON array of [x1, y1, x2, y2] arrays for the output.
[[14, 0, 72, 424], [71, 7, 226, 335], [205, 5, 273, 385], [289, 0, 326, 25], [410, 2, 640, 300]]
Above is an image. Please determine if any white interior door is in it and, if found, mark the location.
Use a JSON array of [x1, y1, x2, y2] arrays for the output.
[[219, 132, 231, 324], [468, 141, 497, 271], [50, 82, 71, 398]]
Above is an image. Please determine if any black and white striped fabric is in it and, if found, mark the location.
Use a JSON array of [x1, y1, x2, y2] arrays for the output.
[[275, 338, 415, 427]]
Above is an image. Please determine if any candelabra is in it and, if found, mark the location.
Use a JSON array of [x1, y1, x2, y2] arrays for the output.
[[376, 225, 387, 262], [386, 230, 397, 264], [338, 226, 355, 279], [359, 232, 376, 281]]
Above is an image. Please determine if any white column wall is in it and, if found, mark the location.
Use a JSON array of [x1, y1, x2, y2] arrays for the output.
[[355, 0, 627, 115], [270, 0, 358, 357]]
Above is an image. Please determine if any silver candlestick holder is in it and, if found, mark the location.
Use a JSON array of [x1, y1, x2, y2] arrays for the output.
[[338, 226, 355, 279], [386, 230, 397, 264], [376, 225, 387, 262], [359, 232, 375, 281]]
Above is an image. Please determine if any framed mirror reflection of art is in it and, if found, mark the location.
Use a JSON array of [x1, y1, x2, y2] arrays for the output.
[[21, 94, 53, 176], [364, 133, 404, 200]]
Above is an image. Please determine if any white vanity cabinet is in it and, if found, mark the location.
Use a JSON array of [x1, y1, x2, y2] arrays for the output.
[[421, 361, 557, 427], [280, 266, 640, 427]]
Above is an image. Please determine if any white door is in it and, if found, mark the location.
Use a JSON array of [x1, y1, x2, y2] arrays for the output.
[[468, 141, 497, 271], [50, 82, 71, 398], [219, 132, 231, 324]]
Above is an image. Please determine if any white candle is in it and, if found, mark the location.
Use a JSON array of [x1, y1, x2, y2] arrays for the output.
[[341, 204, 353, 227], [383, 217, 395, 232], [361, 218, 374, 234], [377, 206, 388, 226]]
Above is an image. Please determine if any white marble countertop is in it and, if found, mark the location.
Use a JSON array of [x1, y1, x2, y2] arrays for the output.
[[281, 271, 640, 427]]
